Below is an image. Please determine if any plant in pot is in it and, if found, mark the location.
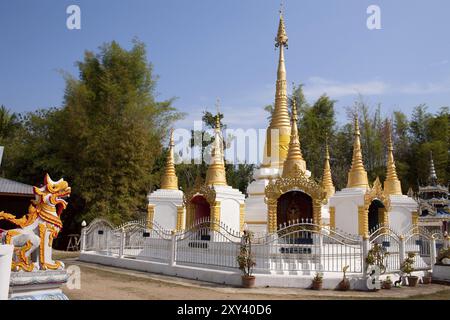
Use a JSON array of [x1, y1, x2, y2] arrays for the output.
[[400, 252, 418, 287], [365, 243, 389, 275], [382, 276, 392, 289], [337, 265, 350, 291], [311, 272, 323, 290], [422, 271, 432, 284], [237, 230, 256, 288], [437, 247, 450, 265]]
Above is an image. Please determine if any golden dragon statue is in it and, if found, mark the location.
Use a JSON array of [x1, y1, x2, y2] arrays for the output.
[[0, 174, 71, 272]]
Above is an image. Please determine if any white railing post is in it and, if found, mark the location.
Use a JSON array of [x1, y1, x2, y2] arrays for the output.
[[170, 230, 177, 266], [430, 236, 437, 266], [119, 228, 125, 258], [444, 234, 449, 250], [399, 235, 406, 266], [80, 221, 87, 253], [362, 236, 370, 276]]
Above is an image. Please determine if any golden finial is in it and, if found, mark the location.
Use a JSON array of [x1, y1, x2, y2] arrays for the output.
[[322, 135, 335, 198], [347, 116, 369, 188], [205, 110, 227, 186], [384, 122, 402, 195], [160, 129, 179, 190], [262, 7, 291, 169], [282, 96, 306, 178], [275, 2, 288, 48]]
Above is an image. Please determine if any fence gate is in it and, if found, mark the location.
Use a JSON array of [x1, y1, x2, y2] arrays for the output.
[[369, 226, 401, 273], [175, 218, 241, 269], [252, 220, 363, 274]]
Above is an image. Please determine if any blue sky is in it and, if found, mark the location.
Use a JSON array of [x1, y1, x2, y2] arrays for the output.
[[1, 0, 449, 130]]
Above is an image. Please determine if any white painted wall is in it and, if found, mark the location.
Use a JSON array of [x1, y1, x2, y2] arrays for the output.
[[220, 199, 240, 232], [335, 201, 359, 235], [154, 203, 177, 231], [389, 206, 413, 233], [0, 245, 13, 300]]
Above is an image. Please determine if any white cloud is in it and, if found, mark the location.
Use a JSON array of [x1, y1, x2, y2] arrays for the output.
[[303, 77, 388, 99]]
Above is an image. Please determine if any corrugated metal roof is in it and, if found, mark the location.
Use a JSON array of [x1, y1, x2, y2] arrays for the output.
[[0, 177, 34, 196]]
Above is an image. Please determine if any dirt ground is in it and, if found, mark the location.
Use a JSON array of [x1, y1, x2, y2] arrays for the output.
[[55, 252, 450, 300]]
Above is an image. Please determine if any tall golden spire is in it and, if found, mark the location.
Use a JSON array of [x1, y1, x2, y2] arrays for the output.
[[347, 116, 369, 188], [282, 98, 306, 178], [322, 138, 335, 198], [205, 113, 227, 186], [384, 123, 402, 195], [160, 129, 178, 190], [262, 8, 291, 168]]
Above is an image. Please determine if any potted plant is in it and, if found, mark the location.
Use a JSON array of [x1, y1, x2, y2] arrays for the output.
[[365, 243, 389, 275], [311, 272, 323, 290], [337, 265, 350, 291], [400, 252, 418, 287], [437, 247, 450, 265], [382, 276, 392, 289], [237, 230, 256, 288], [422, 271, 432, 284]]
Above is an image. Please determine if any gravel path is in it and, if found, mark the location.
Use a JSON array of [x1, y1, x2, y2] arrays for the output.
[[61, 257, 450, 300]]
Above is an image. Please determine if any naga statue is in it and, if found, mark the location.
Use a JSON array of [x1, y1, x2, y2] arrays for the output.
[[0, 174, 71, 272]]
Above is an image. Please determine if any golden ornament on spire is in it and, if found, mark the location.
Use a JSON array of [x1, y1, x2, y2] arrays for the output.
[[282, 98, 306, 178], [322, 138, 335, 198], [262, 9, 291, 169], [205, 113, 227, 186], [160, 129, 179, 190], [384, 123, 402, 195], [347, 116, 369, 188]]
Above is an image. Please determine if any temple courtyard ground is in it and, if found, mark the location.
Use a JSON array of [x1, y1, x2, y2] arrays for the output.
[[55, 251, 450, 300]]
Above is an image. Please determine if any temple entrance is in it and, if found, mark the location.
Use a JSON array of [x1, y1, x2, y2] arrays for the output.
[[191, 195, 210, 223], [190, 195, 211, 241], [368, 199, 384, 232], [276, 191, 313, 227]]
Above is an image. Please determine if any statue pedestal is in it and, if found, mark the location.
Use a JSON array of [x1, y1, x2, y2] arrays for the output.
[[432, 263, 450, 284], [9, 270, 69, 300], [0, 245, 13, 300]]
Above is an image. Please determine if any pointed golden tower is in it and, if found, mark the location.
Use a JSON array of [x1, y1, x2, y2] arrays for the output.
[[262, 9, 291, 169], [160, 129, 179, 190], [384, 124, 402, 195], [347, 117, 369, 188], [205, 114, 228, 186], [282, 98, 306, 178], [322, 139, 335, 198]]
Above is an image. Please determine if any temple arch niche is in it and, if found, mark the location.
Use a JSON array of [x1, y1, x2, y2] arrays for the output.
[[276, 191, 313, 227], [368, 199, 385, 232], [191, 195, 211, 222]]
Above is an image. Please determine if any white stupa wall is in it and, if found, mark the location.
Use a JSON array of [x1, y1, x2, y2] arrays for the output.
[[388, 195, 418, 233], [329, 188, 366, 235], [215, 185, 245, 233], [148, 189, 184, 231], [219, 198, 241, 232]]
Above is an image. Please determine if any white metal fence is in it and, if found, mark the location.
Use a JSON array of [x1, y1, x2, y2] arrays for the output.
[[81, 218, 445, 275]]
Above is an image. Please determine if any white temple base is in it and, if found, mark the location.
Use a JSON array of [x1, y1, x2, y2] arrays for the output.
[[8, 270, 69, 300], [214, 185, 245, 233], [245, 166, 280, 234], [388, 194, 418, 233], [329, 187, 367, 235], [148, 189, 184, 231], [0, 245, 13, 300]]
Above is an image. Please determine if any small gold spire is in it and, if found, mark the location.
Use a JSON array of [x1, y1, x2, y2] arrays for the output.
[[384, 123, 402, 195], [322, 138, 335, 198], [160, 129, 178, 190], [282, 98, 306, 178], [347, 116, 369, 188], [205, 113, 227, 186], [262, 9, 291, 169]]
